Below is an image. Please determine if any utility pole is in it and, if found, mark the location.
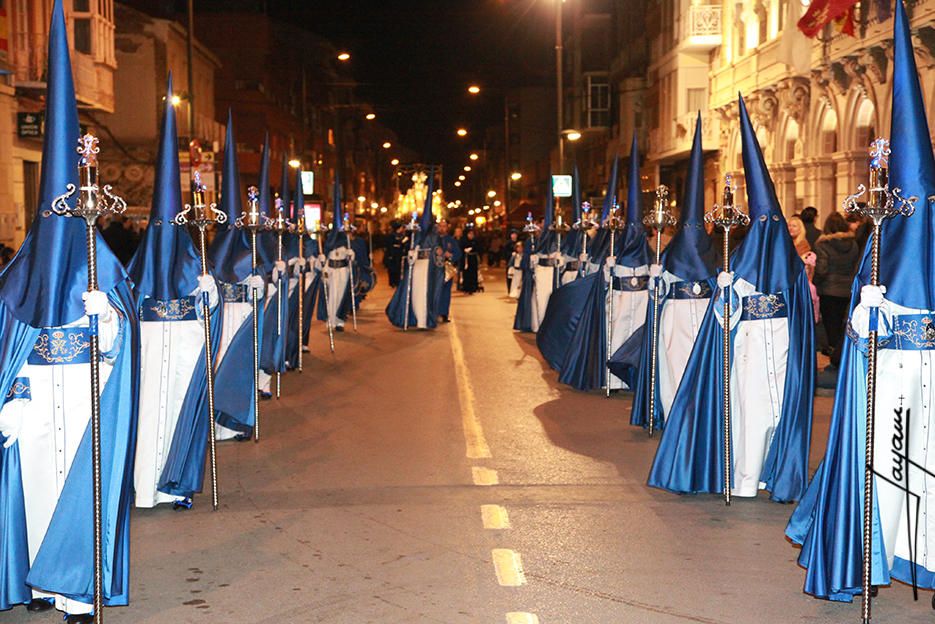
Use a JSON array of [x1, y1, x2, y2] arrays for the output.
[[555, 0, 564, 171], [187, 0, 196, 139]]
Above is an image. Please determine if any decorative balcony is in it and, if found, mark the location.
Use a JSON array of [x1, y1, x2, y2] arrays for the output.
[[680, 4, 721, 51], [648, 110, 720, 162]]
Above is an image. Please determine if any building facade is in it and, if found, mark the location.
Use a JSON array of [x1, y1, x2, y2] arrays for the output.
[[0, 0, 117, 246]]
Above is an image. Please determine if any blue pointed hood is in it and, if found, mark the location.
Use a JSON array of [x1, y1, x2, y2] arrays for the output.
[[616, 133, 650, 267], [663, 114, 718, 281], [601, 155, 619, 220], [0, 0, 126, 327], [561, 163, 583, 256], [258, 132, 272, 217], [420, 168, 436, 234], [293, 165, 304, 222], [325, 175, 345, 250], [127, 74, 201, 300], [207, 110, 253, 283], [544, 178, 554, 228], [279, 153, 291, 220], [731, 95, 802, 292], [856, 0, 935, 309], [254, 132, 278, 265]]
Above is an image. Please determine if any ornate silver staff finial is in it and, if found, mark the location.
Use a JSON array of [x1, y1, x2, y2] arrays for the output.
[[404, 210, 422, 232], [174, 170, 227, 228], [48, 133, 126, 222], [235, 185, 270, 230], [644, 184, 677, 231], [705, 174, 749, 232], [603, 201, 624, 231], [267, 196, 292, 235], [843, 137, 917, 224], [522, 211, 540, 234], [342, 212, 358, 233], [573, 201, 598, 232]]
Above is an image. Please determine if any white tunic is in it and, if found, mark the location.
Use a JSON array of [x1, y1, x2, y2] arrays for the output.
[[134, 292, 210, 508], [531, 251, 562, 332], [324, 247, 352, 329], [655, 272, 709, 422], [714, 277, 790, 497], [851, 299, 935, 577], [0, 309, 120, 614], [606, 262, 649, 390], [507, 253, 523, 299]]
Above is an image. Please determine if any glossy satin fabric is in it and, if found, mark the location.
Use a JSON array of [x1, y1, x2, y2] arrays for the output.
[[0, 0, 126, 328], [126, 75, 200, 302], [617, 133, 650, 268], [785, 0, 935, 600], [513, 238, 535, 332], [215, 290, 263, 435], [208, 112, 254, 284], [647, 95, 814, 503], [25, 284, 138, 606]]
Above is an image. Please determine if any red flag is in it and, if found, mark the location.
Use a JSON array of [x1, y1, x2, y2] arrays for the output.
[[797, 0, 859, 37]]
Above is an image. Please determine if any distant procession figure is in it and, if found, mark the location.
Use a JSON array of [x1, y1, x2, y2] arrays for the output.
[[434, 219, 462, 322], [460, 228, 482, 294]]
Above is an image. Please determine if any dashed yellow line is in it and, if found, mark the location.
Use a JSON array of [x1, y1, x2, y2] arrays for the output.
[[481, 504, 512, 529], [449, 320, 492, 459], [492, 549, 527, 587], [506, 613, 540, 624], [472, 466, 499, 486]]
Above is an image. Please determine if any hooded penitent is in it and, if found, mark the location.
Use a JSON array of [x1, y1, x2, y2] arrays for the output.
[[0, 0, 137, 609], [127, 74, 221, 505], [611, 114, 718, 429], [259, 136, 290, 378], [536, 134, 649, 392], [648, 94, 814, 503], [786, 0, 935, 600]]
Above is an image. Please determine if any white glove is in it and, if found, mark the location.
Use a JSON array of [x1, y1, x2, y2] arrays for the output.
[[0, 410, 23, 449], [287, 257, 303, 269], [272, 260, 287, 283], [347, 248, 356, 260], [860, 285, 886, 309], [197, 275, 219, 308], [407, 249, 418, 263], [649, 264, 663, 279], [716, 271, 734, 289], [313, 256, 326, 271], [605, 256, 616, 267], [82, 290, 111, 320], [245, 274, 265, 292]]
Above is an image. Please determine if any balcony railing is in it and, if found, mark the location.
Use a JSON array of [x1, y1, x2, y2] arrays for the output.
[[688, 4, 721, 37]]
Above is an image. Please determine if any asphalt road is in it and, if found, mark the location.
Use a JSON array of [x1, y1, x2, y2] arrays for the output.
[[8, 264, 933, 623]]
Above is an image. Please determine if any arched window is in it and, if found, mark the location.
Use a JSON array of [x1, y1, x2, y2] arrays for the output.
[[854, 99, 876, 151], [820, 108, 838, 155], [783, 118, 800, 161]]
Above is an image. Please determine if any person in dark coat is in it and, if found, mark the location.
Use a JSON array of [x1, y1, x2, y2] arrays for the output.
[[383, 220, 405, 287], [460, 228, 481, 294], [813, 211, 859, 369], [800, 206, 821, 250]]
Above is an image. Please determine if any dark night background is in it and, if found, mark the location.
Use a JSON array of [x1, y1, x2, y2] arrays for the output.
[[147, 1, 558, 186]]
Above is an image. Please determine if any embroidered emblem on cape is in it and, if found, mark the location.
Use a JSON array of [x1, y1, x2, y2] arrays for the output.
[[145, 297, 197, 321], [892, 315, 935, 349], [743, 293, 786, 319], [4, 378, 30, 404], [32, 329, 91, 364]]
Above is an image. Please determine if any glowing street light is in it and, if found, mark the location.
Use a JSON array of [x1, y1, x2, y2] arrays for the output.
[[357, 195, 367, 203], [382, 142, 392, 149], [365, 113, 376, 121], [458, 175, 466, 181], [170, 94, 182, 107], [467, 85, 481, 95], [337, 52, 351, 61], [288, 158, 301, 169], [390, 158, 400, 166], [510, 171, 522, 181], [487, 190, 497, 198], [463, 165, 472, 172], [454, 181, 462, 187], [565, 129, 582, 142], [456, 128, 468, 137], [493, 200, 502, 207], [469, 153, 479, 161]]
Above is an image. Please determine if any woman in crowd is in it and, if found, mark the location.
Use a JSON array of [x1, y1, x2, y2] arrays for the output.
[[813, 211, 859, 371], [787, 214, 811, 257]]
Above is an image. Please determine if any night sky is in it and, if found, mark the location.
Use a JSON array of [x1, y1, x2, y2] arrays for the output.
[[266, 0, 556, 182]]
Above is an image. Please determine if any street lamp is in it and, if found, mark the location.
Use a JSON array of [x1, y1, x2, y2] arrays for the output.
[[458, 175, 466, 181], [467, 85, 481, 95], [365, 113, 376, 121], [454, 181, 462, 187], [390, 158, 400, 166], [464, 165, 472, 172], [469, 152, 479, 161], [565, 129, 582, 142], [510, 171, 522, 181], [288, 158, 301, 169], [382, 142, 392, 149], [337, 52, 351, 61], [456, 128, 468, 137], [487, 190, 496, 198]]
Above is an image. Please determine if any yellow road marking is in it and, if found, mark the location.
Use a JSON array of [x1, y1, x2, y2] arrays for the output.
[[481, 504, 512, 529], [472, 466, 499, 486], [449, 321, 492, 459], [506, 613, 540, 624], [492, 549, 527, 586]]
